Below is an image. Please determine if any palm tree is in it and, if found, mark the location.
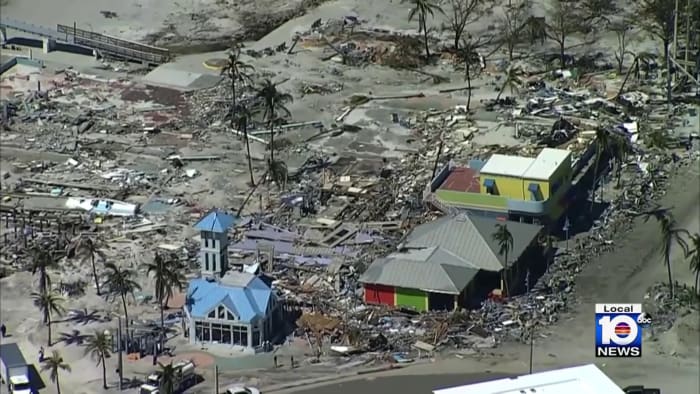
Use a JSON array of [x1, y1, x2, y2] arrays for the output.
[[492, 224, 514, 296], [256, 79, 293, 171], [102, 262, 141, 336], [84, 330, 112, 389], [589, 128, 612, 212], [685, 233, 700, 294], [496, 66, 522, 100], [643, 212, 689, 298], [144, 252, 186, 363], [32, 290, 65, 346], [156, 361, 181, 394], [221, 44, 254, 128], [403, 0, 444, 59], [41, 350, 71, 394], [68, 235, 106, 295], [236, 103, 256, 186], [30, 246, 58, 293]]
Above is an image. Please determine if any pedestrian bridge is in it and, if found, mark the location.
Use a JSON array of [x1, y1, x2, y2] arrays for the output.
[[0, 18, 171, 66]]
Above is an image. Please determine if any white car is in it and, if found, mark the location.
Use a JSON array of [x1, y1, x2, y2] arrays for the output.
[[225, 385, 260, 394]]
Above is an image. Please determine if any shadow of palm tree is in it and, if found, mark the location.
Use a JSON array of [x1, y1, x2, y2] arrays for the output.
[[59, 329, 89, 346], [64, 308, 106, 325]]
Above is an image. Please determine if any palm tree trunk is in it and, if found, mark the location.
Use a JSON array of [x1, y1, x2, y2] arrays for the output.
[[121, 293, 129, 338], [663, 40, 671, 105], [666, 254, 675, 298], [56, 374, 61, 394], [231, 80, 237, 129], [243, 118, 255, 186], [91, 254, 100, 296], [465, 60, 472, 111], [269, 108, 275, 171], [40, 268, 47, 293], [589, 150, 601, 212], [237, 170, 268, 217], [159, 295, 165, 361], [47, 315, 52, 346], [503, 250, 510, 296], [421, 14, 431, 59], [101, 355, 107, 388]]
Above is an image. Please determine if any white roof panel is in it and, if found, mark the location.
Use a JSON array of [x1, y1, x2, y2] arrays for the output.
[[433, 364, 624, 394], [522, 148, 571, 181], [479, 154, 536, 178]]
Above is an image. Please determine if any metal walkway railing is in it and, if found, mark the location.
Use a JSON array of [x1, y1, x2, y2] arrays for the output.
[[0, 17, 65, 41], [57, 24, 170, 65]]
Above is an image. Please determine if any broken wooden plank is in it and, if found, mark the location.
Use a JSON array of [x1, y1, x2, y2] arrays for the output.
[[320, 223, 358, 248]]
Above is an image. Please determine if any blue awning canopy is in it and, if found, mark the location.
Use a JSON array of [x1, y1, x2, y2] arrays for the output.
[[483, 179, 495, 188], [528, 183, 540, 193]]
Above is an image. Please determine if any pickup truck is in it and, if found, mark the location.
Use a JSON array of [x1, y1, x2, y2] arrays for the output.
[[139, 360, 195, 394], [0, 343, 32, 394]]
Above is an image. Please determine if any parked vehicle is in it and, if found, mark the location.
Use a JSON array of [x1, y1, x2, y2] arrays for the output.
[[0, 343, 32, 394], [139, 360, 195, 394], [225, 385, 260, 394]]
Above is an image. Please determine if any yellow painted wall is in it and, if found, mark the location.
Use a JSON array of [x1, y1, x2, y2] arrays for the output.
[[521, 179, 549, 201], [521, 154, 573, 201], [479, 174, 525, 200]]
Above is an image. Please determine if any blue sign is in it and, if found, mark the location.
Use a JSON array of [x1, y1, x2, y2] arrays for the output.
[[595, 303, 647, 357]]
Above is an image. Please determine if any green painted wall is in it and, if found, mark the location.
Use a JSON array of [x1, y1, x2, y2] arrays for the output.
[[435, 189, 508, 209], [395, 287, 427, 312]]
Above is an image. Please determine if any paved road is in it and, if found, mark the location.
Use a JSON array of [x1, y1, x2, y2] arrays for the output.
[[289, 373, 510, 394]]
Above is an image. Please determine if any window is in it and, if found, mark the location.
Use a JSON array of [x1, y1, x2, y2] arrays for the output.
[[211, 323, 222, 342], [208, 310, 216, 318], [227, 311, 235, 320], [205, 254, 210, 271]]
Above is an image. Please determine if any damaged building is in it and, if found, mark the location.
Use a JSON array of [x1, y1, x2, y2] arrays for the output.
[[360, 215, 543, 311], [425, 148, 573, 225]]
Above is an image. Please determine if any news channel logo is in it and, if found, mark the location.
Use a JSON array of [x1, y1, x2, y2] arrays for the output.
[[595, 303, 652, 357]]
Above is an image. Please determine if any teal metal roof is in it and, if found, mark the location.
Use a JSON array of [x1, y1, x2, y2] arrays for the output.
[[194, 210, 237, 233], [187, 273, 272, 324]]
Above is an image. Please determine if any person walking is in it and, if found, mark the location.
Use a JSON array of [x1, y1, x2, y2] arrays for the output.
[[1, 323, 6, 338], [273, 355, 278, 368]]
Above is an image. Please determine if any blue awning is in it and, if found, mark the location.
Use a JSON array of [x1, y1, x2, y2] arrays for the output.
[[528, 183, 540, 193], [483, 179, 495, 188]]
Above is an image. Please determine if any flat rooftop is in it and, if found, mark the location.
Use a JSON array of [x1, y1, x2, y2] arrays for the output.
[[479, 154, 535, 178], [478, 148, 571, 180], [523, 148, 571, 181], [433, 364, 624, 394], [439, 167, 480, 193]]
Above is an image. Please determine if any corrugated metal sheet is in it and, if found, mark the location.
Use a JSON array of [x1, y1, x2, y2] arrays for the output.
[[194, 210, 237, 233], [405, 215, 541, 272], [360, 247, 479, 294]]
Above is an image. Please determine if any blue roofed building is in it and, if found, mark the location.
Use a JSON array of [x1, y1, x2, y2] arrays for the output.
[[184, 271, 280, 350], [194, 209, 237, 277]]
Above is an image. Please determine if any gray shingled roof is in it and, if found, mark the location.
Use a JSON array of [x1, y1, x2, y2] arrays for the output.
[[359, 246, 479, 294], [404, 215, 542, 272]]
